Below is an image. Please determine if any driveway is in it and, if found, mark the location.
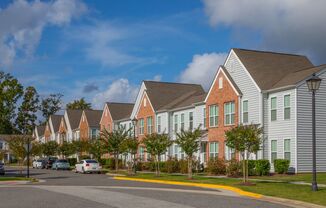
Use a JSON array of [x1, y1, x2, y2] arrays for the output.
[[0, 167, 290, 208]]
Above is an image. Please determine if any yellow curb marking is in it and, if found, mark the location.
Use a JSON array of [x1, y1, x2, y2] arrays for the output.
[[114, 176, 262, 199]]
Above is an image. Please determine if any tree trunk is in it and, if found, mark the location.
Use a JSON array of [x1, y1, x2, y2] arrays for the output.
[[157, 155, 161, 177], [188, 157, 193, 179], [242, 153, 246, 183], [115, 153, 119, 172]]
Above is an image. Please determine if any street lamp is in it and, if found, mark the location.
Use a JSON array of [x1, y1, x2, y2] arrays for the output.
[[306, 73, 322, 192]]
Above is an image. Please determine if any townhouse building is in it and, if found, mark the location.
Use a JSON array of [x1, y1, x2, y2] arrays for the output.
[[34, 125, 45, 143], [33, 48, 326, 173], [48, 115, 63, 143], [79, 110, 102, 140]]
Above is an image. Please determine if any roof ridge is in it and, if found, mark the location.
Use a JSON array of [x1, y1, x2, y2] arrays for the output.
[[233, 48, 307, 57], [106, 102, 134, 105], [144, 80, 203, 87]]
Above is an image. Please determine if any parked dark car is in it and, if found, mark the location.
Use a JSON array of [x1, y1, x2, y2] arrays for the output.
[[0, 162, 5, 175], [44, 157, 58, 169]]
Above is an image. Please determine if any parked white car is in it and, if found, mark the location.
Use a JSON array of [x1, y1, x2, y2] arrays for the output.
[[32, 159, 45, 169], [75, 159, 101, 174]]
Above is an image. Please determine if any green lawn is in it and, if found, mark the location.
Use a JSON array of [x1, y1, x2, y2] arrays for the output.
[[126, 173, 326, 206], [250, 173, 326, 184], [0, 177, 35, 181]]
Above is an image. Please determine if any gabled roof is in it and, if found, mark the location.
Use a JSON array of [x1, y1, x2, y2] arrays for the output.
[[232, 48, 314, 90], [66, 109, 83, 130], [106, 102, 134, 121], [84, 110, 103, 128], [49, 115, 63, 133], [143, 81, 205, 111], [36, 125, 45, 137], [270, 64, 326, 90]]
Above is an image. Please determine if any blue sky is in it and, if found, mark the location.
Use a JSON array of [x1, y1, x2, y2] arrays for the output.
[[2, 0, 326, 109]]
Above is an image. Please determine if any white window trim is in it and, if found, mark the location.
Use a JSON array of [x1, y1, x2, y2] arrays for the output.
[[209, 142, 219, 158], [284, 139, 291, 161], [180, 113, 185, 131], [174, 115, 178, 133], [283, 94, 291, 120], [224, 102, 235, 126], [189, 112, 193, 130], [242, 100, 249, 124], [209, 105, 218, 127], [271, 97, 277, 121], [147, 117, 153, 134], [139, 119, 144, 135], [157, 116, 161, 133], [271, 140, 277, 163]]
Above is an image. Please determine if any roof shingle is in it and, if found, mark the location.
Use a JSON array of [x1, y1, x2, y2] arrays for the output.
[[106, 102, 134, 121]]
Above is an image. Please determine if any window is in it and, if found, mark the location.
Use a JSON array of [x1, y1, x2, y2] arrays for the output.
[[174, 145, 179, 159], [189, 112, 193, 130], [139, 146, 145, 161], [209, 142, 219, 159], [157, 116, 161, 133], [203, 108, 207, 128], [284, 95, 291, 120], [179, 146, 185, 159], [91, 128, 97, 139], [174, 115, 178, 132], [243, 100, 249, 123], [271, 140, 277, 163], [181, 113, 185, 130], [219, 77, 223, 89], [224, 102, 235, 125], [139, 119, 144, 135], [128, 123, 132, 136], [105, 108, 108, 116], [147, 117, 153, 134], [284, 139, 291, 161], [209, 105, 218, 127], [271, 97, 277, 121], [144, 98, 147, 107], [225, 144, 235, 160]]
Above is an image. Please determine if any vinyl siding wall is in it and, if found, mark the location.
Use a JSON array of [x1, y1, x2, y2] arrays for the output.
[[224, 51, 261, 125], [156, 112, 169, 134], [267, 89, 297, 170], [297, 71, 326, 172], [194, 104, 206, 130]]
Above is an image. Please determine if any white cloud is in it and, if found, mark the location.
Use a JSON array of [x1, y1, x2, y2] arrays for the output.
[[152, 75, 162, 81], [0, 0, 87, 67], [92, 79, 139, 109], [179, 53, 227, 90], [202, 0, 326, 63]]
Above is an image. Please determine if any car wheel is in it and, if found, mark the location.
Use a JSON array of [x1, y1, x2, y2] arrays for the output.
[[82, 167, 86, 174]]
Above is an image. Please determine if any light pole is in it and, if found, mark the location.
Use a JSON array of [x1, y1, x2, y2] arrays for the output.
[[306, 73, 322, 192], [132, 118, 138, 174]]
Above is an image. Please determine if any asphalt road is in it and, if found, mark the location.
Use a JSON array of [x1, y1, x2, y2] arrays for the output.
[[0, 167, 290, 208]]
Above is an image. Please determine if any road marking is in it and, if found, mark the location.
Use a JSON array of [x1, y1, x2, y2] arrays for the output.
[[114, 176, 262, 199]]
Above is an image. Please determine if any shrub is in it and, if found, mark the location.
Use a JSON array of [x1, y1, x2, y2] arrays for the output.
[[103, 158, 123, 170], [206, 157, 226, 175], [179, 159, 188, 174], [165, 157, 180, 173], [226, 159, 241, 177], [274, 159, 290, 174], [248, 160, 256, 176], [255, 160, 270, 176], [67, 158, 77, 166], [98, 158, 106, 166], [80, 155, 91, 160]]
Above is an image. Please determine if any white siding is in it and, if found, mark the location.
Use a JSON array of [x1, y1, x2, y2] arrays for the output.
[[194, 104, 206, 130], [267, 89, 297, 170], [224, 51, 261, 125], [156, 112, 169, 134], [64, 111, 73, 142], [297, 71, 326, 172], [170, 108, 195, 140]]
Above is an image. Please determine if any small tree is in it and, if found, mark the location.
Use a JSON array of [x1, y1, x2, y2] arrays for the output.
[[176, 127, 202, 179], [89, 137, 107, 161], [66, 98, 92, 110], [71, 140, 90, 162], [101, 127, 129, 172], [225, 124, 263, 183], [59, 141, 75, 158], [124, 137, 139, 175], [143, 133, 172, 176], [42, 141, 59, 156]]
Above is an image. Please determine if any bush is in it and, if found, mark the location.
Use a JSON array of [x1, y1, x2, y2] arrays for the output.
[[255, 160, 270, 176], [274, 159, 290, 174], [67, 158, 77, 166], [80, 155, 91, 160], [248, 160, 256, 176], [206, 157, 226, 175], [179, 159, 188, 174], [226, 159, 241, 177], [103, 158, 123, 170], [98, 158, 106, 166], [165, 157, 180, 173]]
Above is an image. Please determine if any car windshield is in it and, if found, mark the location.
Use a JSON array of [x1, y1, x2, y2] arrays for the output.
[[57, 160, 68, 163], [49, 157, 58, 161], [85, 160, 98, 163]]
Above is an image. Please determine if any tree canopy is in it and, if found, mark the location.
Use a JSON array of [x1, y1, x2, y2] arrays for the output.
[[66, 98, 92, 110]]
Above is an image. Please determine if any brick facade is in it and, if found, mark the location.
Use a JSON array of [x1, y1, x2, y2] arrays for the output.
[[100, 105, 113, 132], [79, 112, 89, 141], [44, 123, 51, 142], [205, 68, 239, 160]]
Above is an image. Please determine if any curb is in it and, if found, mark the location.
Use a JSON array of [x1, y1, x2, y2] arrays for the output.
[[113, 176, 262, 199]]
